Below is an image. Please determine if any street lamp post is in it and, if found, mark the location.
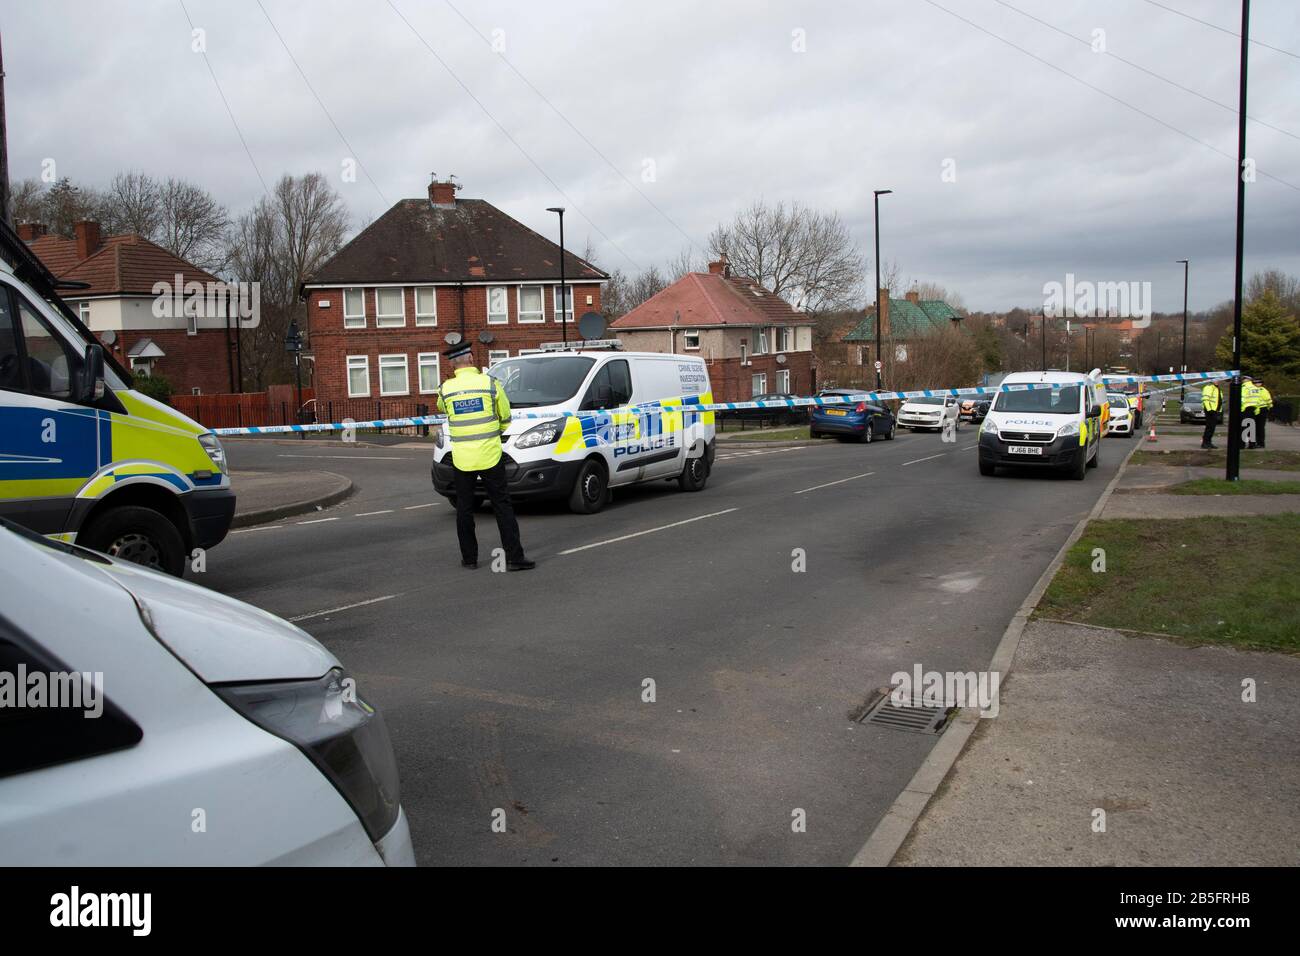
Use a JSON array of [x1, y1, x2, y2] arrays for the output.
[[1227, 0, 1250, 482], [1177, 259, 1189, 401], [547, 207, 567, 347], [873, 189, 891, 389], [1041, 314, 1047, 371], [285, 318, 304, 441]]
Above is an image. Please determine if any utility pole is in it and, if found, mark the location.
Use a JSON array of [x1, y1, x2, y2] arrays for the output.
[[547, 207, 567, 347], [1177, 259, 1189, 401], [0, 32, 10, 226], [1227, 0, 1250, 482], [1041, 314, 1047, 371], [873, 190, 892, 389]]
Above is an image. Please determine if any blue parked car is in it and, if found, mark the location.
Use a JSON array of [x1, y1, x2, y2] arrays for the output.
[[809, 390, 896, 443]]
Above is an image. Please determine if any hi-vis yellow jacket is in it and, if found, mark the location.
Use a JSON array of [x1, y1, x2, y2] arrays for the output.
[[436, 367, 511, 471], [1201, 381, 1221, 412]]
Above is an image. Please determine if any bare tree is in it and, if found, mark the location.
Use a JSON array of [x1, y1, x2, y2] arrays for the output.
[[37, 178, 103, 237], [101, 171, 163, 238], [906, 279, 966, 312], [666, 244, 706, 280], [157, 178, 230, 273], [707, 199, 863, 313], [7, 177, 46, 224], [226, 173, 349, 389]]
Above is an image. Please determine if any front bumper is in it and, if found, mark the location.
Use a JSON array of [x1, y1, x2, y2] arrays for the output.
[[979, 430, 1085, 469], [184, 487, 236, 549], [1109, 418, 1132, 434], [899, 415, 944, 429], [431, 453, 584, 501]]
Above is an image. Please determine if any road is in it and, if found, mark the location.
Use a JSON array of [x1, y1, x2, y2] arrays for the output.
[[201, 426, 1125, 865]]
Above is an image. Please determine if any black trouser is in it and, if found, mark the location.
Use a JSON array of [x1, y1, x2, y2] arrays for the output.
[[452, 459, 525, 564], [1242, 410, 1257, 448], [1201, 409, 1220, 447], [1256, 410, 1267, 449]]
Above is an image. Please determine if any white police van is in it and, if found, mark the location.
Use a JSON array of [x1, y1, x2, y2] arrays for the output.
[[431, 347, 716, 513], [977, 370, 1106, 479]]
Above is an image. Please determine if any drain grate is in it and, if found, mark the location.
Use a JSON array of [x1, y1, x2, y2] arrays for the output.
[[858, 689, 953, 735]]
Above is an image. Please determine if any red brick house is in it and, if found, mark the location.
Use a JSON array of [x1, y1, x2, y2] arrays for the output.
[[302, 177, 607, 409], [18, 220, 237, 394], [609, 257, 815, 402]]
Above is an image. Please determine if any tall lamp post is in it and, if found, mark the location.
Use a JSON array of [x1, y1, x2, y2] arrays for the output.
[[1041, 314, 1047, 371], [1177, 259, 1189, 401], [285, 317, 304, 441], [547, 207, 567, 347], [873, 189, 891, 389], [1227, 0, 1250, 482]]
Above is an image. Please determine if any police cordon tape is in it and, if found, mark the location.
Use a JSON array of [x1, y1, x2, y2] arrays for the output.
[[209, 370, 1237, 436]]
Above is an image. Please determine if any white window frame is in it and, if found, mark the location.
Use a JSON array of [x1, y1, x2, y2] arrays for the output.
[[486, 286, 509, 325], [414, 287, 437, 327], [754, 327, 769, 355], [378, 353, 409, 396], [740, 342, 748, 366], [751, 372, 767, 396], [417, 352, 441, 394], [185, 307, 199, 336], [779, 326, 795, 352], [776, 369, 790, 393], [682, 329, 700, 351], [553, 285, 574, 323], [517, 285, 545, 323], [78, 301, 90, 324], [343, 288, 365, 329], [374, 288, 406, 328], [487, 349, 509, 366], [346, 355, 370, 397]]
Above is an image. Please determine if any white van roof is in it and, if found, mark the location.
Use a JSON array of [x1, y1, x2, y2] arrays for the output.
[[1001, 370, 1093, 386], [515, 350, 704, 363]]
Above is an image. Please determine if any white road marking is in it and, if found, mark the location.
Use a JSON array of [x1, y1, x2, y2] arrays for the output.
[[962, 443, 978, 451], [356, 509, 395, 516], [230, 525, 284, 534], [297, 517, 339, 525], [559, 509, 739, 555], [404, 503, 436, 510], [289, 594, 399, 623], [277, 454, 414, 461], [794, 471, 875, 495], [902, 453, 947, 466]]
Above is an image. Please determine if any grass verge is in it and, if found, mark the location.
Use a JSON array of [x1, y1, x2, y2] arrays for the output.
[[1130, 448, 1300, 471], [1168, 479, 1300, 496], [1035, 514, 1300, 652]]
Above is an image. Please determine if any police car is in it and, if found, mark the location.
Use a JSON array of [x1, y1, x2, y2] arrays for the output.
[[431, 346, 716, 514], [978, 370, 1106, 479], [0, 219, 233, 575]]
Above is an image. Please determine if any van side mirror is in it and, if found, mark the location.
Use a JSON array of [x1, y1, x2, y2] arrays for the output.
[[77, 343, 106, 404]]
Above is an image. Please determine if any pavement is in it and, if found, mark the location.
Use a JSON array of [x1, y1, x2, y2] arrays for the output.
[[229, 468, 354, 527], [193, 424, 1125, 865], [893, 416, 1300, 867], [894, 619, 1300, 866]]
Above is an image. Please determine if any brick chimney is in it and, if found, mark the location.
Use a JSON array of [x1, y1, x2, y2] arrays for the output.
[[707, 253, 730, 277], [74, 220, 103, 260], [878, 288, 891, 338], [428, 174, 458, 206], [16, 222, 48, 242], [905, 288, 920, 304]]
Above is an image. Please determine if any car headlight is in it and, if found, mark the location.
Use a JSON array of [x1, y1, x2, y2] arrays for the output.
[[514, 418, 566, 449], [1057, 421, 1080, 438], [198, 433, 226, 471], [979, 419, 996, 437], [214, 667, 401, 842]]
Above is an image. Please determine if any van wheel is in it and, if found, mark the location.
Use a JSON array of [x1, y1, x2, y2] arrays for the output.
[[1069, 450, 1088, 480], [80, 505, 187, 576], [569, 460, 609, 514], [979, 459, 996, 476], [678, 454, 710, 492], [1087, 442, 1100, 468]]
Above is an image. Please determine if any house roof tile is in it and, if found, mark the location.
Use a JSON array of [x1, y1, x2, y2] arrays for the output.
[[26, 233, 221, 297], [610, 271, 810, 329]]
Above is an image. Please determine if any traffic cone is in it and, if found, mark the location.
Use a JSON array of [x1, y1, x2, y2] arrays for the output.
[[1146, 421, 1157, 442]]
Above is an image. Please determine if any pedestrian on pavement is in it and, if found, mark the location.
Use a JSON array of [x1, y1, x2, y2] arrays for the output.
[[436, 344, 535, 571], [1200, 377, 1222, 449], [1241, 375, 1262, 450], [1254, 377, 1273, 450]]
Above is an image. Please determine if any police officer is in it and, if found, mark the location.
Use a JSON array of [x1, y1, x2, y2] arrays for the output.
[[1200, 377, 1222, 449], [1254, 377, 1273, 449], [436, 344, 534, 571], [1241, 375, 1261, 449]]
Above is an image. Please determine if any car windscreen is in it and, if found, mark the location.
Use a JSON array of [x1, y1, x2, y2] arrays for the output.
[[1109, 398, 1129, 409], [488, 356, 595, 408], [908, 396, 947, 406], [993, 385, 1081, 414], [1184, 395, 1203, 405]]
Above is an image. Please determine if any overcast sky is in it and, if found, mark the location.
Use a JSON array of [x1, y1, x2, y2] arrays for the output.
[[4, 0, 1298, 312]]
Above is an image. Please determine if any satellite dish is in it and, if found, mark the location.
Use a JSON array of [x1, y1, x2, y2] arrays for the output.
[[578, 311, 606, 341], [101, 329, 117, 345], [478, 330, 494, 344], [776, 354, 787, 365], [444, 331, 463, 346]]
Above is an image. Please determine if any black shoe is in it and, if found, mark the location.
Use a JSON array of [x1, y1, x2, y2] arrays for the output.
[[1200, 444, 1212, 449], [462, 560, 478, 569], [507, 559, 536, 572]]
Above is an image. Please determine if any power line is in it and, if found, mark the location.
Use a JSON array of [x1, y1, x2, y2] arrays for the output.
[[922, 0, 1299, 192], [441, 0, 703, 256], [384, 0, 641, 271], [993, 0, 1299, 141], [255, 0, 387, 205], [1140, 0, 1300, 60], [176, 0, 268, 195]]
